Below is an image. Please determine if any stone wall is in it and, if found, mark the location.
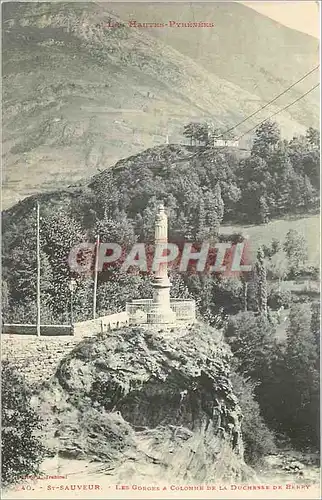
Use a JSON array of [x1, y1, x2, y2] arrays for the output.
[[73, 311, 129, 337], [1, 312, 130, 385], [1, 335, 81, 385], [2, 324, 72, 335]]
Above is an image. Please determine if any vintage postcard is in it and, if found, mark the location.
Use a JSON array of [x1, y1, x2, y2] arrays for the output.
[[1, 1, 320, 499]]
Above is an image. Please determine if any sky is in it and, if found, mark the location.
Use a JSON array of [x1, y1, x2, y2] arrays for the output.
[[242, 1, 320, 38]]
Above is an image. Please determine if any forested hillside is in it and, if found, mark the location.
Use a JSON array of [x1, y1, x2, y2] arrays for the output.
[[2, 120, 319, 324]]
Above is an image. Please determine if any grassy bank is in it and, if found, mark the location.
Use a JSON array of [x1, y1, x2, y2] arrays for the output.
[[220, 214, 320, 267]]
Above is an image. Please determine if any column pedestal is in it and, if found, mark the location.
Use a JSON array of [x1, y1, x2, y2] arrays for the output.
[[147, 279, 176, 324]]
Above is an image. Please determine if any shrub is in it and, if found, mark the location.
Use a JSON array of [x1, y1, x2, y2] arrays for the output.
[[1, 362, 46, 486], [231, 370, 276, 465], [295, 266, 320, 280], [267, 287, 292, 309]]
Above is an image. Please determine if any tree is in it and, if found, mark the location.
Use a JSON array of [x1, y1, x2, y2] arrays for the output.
[[169, 271, 191, 299], [196, 122, 210, 145], [262, 238, 282, 258], [183, 123, 196, 146], [1, 280, 9, 322], [72, 277, 95, 322], [231, 370, 276, 465], [288, 132, 319, 192], [267, 249, 289, 286], [220, 181, 241, 218], [195, 198, 207, 241], [190, 274, 215, 323], [3, 208, 56, 323], [237, 155, 270, 222], [288, 171, 315, 212], [267, 287, 292, 310], [283, 229, 308, 277], [97, 270, 152, 314], [283, 304, 319, 446], [306, 127, 320, 148], [273, 161, 295, 215], [96, 210, 136, 247], [5, 213, 54, 306], [240, 274, 249, 312], [259, 195, 269, 223], [286, 304, 318, 372], [288, 134, 311, 174], [301, 175, 315, 209], [212, 276, 244, 315], [252, 120, 281, 158], [183, 122, 213, 146], [310, 301, 320, 357], [1, 362, 46, 486], [254, 247, 268, 316], [6, 297, 55, 325], [41, 211, 86, 313], [225, 311, 275, 381], [202, 183, 224, 237], [183, 122, 209, 146]]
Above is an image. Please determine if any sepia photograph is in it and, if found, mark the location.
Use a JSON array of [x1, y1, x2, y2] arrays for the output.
[[1, 1, 320, 498]]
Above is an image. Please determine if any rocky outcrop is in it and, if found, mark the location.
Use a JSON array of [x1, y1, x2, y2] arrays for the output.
[[36, 323, 253, 484]]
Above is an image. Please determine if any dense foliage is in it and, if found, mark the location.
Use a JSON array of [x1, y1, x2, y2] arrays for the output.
[[237, 122, 319, 223], [231, 370, 276, 464], [1, 362, 46, 486], [226, 302, 320, 451]]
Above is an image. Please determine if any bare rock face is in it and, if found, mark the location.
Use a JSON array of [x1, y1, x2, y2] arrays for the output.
[[39, 323, 252, 484]]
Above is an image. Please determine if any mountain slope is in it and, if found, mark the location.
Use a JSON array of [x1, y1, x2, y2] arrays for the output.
[[2, 2, 319, 209], [109, 1, 320, 111]]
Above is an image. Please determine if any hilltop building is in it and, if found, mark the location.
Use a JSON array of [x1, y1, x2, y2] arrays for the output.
[[213, 138, 240, 148]]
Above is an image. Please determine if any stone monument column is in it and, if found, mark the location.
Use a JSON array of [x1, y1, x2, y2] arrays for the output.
[[147, 203, 176, 324]]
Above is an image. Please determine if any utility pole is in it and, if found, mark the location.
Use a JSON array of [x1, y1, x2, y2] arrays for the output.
[[93, 234, 100, 319], [36, 201, 41, 336], [69, 279, 77, 328]]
